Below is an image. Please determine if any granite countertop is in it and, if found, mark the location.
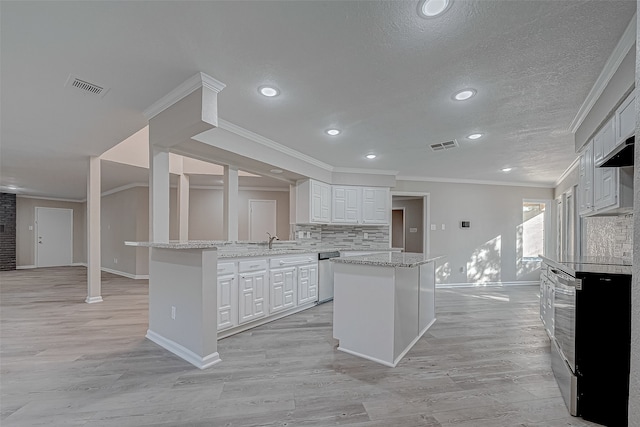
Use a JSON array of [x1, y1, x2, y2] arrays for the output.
[[331, 252, 444, 268], [540, 255, 632, 276]]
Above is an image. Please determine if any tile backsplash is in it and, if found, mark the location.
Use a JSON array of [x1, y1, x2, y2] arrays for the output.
[[583, 214, 633, 260], [293, 224, 390, 249]]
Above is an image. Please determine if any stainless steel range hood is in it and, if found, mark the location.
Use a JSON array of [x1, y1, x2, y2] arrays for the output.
[[597, 135, 634, 168]]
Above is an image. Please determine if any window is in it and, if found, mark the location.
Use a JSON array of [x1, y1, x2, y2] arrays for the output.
[[522, 201, 546, 259]]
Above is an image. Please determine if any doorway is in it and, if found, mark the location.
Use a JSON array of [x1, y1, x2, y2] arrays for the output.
[[35, 207, 73, 267], [391, 193, 429, 253], [248, 200, 277, 241], [391, 208, 405, 250]]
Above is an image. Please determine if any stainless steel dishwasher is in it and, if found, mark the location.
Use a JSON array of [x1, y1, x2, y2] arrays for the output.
[[317, 251, 340, 303]]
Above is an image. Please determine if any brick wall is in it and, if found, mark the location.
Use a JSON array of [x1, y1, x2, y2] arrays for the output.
[[0, 193, 17, 271]]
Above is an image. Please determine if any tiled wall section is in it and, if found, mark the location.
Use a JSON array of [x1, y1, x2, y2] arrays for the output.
[[583, 214, 633, 260], [0, 193, 17, 271], [294, 224, 390, 249]]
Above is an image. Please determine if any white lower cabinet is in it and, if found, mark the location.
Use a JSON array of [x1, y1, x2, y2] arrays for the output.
[[238, 259, 268, 325], [217, 263, 237, 331], [297, 263, 318, 305], [269, 267, 296, 314]]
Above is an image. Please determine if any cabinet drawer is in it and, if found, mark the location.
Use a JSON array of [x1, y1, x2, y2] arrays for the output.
[[270, 255, 316, 268], [217, 262, 236, 276], [238, 259, 268, 273]]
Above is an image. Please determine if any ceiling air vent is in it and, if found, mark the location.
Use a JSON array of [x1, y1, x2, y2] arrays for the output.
[[65, 75, 109, 97], [429, 139, 458, 152]]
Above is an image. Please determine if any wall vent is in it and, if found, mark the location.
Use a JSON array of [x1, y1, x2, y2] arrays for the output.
[[65, 75, 109, 97], [429, 139, 458, 152]]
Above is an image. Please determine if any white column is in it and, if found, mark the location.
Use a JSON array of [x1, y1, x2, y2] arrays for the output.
[[223, 165, 238, 241], [178, 173, 189, 242], [149, 146, 170, 243], [86, 156, 103, 304]]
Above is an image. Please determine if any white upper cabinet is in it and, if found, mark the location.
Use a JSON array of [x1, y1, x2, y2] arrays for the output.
[[614, 89, 635, 147], [361, 187, 389, 224], [332, 186, 360, 224], [578, 140, 594, 216], [296, 179, 331, 224]]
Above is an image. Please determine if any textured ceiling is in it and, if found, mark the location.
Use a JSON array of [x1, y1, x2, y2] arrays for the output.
[[0, 0, 636, 200]]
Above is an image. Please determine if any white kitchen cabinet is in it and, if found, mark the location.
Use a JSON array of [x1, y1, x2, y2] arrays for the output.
[[614, 89, 635, 147], [332, 186, 360, 224], [217, 273, 237, 331], [361, 187, 389, 224], [238, 260, 268, 324], [578, 140, 594, 216], [295, 179, 331, 224], [269, 266, 296, 314], [297, 263, 318, 305], [593, 117, 615, 166]]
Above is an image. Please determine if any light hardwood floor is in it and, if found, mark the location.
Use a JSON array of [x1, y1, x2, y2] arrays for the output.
[[0, 267, 600, 427]]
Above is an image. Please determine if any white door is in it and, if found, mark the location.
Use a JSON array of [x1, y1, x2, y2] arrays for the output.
[[217, 275, 237, 331], [249, 200, 277, 241], [36, 207, 73, 267]]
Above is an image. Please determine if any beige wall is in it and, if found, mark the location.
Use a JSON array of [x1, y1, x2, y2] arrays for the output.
[[101, 186, 148, 277], [16, 197, 86, 267], [393, 180, 553, 284]]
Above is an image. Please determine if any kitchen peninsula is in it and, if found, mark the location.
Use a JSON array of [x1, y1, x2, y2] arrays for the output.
[[332, 252, 443, 367]]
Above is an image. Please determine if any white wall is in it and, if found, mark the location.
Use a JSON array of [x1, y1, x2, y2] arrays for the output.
[[393, 180, 553, 285]]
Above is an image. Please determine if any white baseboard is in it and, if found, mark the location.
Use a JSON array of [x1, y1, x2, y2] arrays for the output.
[[146, 329, 222, 370], [72, 263, 87, 267], [16, 265, 36, 270], [101, 267, 149, 280], [85, 296, 103, 304], [437, 281, 538, 288]]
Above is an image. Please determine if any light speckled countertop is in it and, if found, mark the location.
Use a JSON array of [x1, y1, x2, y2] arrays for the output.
[[332, 252, 444, 268], [124, 241, 400, 258]]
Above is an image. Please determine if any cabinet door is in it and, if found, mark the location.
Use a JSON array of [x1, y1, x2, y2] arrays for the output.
[[615, 90, 635, 146], [297, 263, 318, 305], [238, 272, 267, 324], [218, 275, 237, 331], [332, 186, 360, 223], [578, 141, 594, 215], [361, 187, 389, 224], [594, 167, 618, 210], [270, 267, 296, 314], [311, 180, 331, 223]]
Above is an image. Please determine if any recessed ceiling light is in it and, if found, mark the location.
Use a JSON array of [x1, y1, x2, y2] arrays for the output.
[[365, 154, 377, 160], [258, 86, 279, 97], [453, 89, 476, 101], [325, 129, 341, 136], [270, 169, 283, 174], [501, 167, 513, 172], [467, 133, 483, 140], [418, 0, 451, 17]]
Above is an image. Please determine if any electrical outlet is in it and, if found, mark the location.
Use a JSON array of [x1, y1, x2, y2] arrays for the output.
[[298, 231, 304, 239], [171, 306, 176, 320], [430, 224, 436, 231], [113, 258, 118, 264], [306, 231, 311, 238], [28, 225, 33, 231], [441, 224, 446, 230]]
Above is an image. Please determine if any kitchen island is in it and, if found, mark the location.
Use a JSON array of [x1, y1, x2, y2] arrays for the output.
[[332, 252, 443, 367]]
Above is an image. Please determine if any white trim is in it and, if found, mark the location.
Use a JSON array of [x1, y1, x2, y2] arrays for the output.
[[554, 156, 580, 188], [16, 265, 36, 269], [396, 175, 554, 188], [101, 267, 149, 280], [71, 262, 87, 267], [569, 13, 637, 133], [17, 263, 86, 269], [217, 302, 317, 339], [189, 185, 290, 192], [101, 182, 148, 197], [333, 167, 399, 176], [218, 119, 335, 172], [145, 329, 222, 369], [436, 281, 539, 288], [17, 194, 83, 203], [143, 72, 226, 120], [85, 296, 103, 304], [336, 346, 396, 368]]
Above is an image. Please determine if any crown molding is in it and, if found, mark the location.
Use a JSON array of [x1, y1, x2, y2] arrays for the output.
[[217, 119, 335, 172], [101, 182, 148, 198], [190, 185, 289, 192], [332, 167, 399, 176], [553, 156, 580, 188], [569, 13, 636, 133], [396, 175, 555, 189], [16, 194, 84, 203], [143, 72, 226, 120]]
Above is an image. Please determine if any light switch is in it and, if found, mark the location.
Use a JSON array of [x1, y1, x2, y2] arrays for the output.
[[430, 224, 436, 231], [441, 224, 446, 230], [298, 231, 304, 239], [29, 225, 33, 231], [409, 228, 417, 233], [306, 231, 311, 238]]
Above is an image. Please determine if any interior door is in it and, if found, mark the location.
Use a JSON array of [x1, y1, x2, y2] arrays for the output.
[[35, 207, 73, 267], [248, 200, 277, 241]]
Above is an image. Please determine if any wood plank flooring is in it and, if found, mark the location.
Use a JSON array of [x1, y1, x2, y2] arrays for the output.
[[0, 267, 601, 426]]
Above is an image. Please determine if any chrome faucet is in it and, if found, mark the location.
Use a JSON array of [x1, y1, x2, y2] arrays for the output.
[[266, 232, 279, 249]]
